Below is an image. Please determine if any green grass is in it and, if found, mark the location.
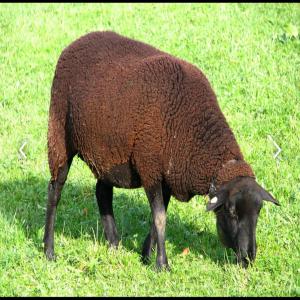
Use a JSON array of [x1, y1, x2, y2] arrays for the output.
[[0, 3, 299, 297]]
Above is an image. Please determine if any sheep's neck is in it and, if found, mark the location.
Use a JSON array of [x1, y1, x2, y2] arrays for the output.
[[210, 159, 255, 195]]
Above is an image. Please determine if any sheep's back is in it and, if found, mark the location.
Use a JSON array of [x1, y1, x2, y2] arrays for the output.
[[52, 31, 172, 183], [50, 31, 244, 196]]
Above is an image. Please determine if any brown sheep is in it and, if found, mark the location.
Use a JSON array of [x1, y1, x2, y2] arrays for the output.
[[44, 31, 279, 270]]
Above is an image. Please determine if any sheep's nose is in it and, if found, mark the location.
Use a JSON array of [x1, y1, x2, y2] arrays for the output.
[[248, 245, 256, 261], [245, 240, 257, 262], [238, 256, 250, 268], [235, 247, 256, 269], [236, 251, 255, 269], [235, 249, 249, 268], [235, 234, 257, 268]]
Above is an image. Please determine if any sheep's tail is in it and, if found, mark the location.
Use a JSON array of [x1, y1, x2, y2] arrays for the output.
[[47, 73, 74, 181]]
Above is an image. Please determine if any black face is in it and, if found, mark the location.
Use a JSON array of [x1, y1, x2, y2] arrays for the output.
[[214, 191, 262, 268], [206, 177, 279, 268]]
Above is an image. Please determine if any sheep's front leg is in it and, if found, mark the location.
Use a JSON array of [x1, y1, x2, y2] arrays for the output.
[[145, 183, 169, 271], [96, 180, 119, 247], [142, 185, 170, 264]]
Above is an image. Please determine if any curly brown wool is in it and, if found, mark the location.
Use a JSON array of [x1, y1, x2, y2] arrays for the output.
[[48, 31, 254, 202]]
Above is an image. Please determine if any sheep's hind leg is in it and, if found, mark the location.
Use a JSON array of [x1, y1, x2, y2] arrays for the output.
[[44, 158, 72, 261], [96, 180, 119, 248], [144, 183, 170, 271], [141, 185, 170, 265]]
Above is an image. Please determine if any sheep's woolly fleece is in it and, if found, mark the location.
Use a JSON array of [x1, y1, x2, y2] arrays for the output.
[[48, 31, 254, 202]]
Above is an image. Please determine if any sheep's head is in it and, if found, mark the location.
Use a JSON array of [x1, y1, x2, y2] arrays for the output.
[[206, 176, 279, 268]]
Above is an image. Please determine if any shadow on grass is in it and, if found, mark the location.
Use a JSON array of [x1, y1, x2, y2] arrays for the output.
[[0, 174, 234, 266]]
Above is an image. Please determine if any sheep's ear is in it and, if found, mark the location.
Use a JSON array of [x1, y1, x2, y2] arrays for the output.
[[258, 186, 280, 206], [206, 190, 227, 212]]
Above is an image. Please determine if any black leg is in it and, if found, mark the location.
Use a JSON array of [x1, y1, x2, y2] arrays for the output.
[[43, 160, 71, 260], [144, 183, 170, 271], [141, 222, 157, 264], [96, 180, 119, 247], [142, 185, 170, 264]]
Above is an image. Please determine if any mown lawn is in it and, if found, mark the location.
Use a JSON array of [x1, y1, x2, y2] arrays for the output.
[[0, 3, 299, 296]]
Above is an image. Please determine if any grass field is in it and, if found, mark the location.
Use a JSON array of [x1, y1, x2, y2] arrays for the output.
[[0, 3, 299, 297]]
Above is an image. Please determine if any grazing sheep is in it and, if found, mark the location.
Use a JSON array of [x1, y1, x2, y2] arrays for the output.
[[44, 31, 279, 270]]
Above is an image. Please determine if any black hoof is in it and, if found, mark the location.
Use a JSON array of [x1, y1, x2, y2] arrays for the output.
[[141, 254, 151, 265], [141, 235, 156, 265], [141, 245, 153, 265], [235, 256, 251, 269], [108, 238, 119, 249], [155, 263, 171, 272], [45, 248, 56, 261]]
